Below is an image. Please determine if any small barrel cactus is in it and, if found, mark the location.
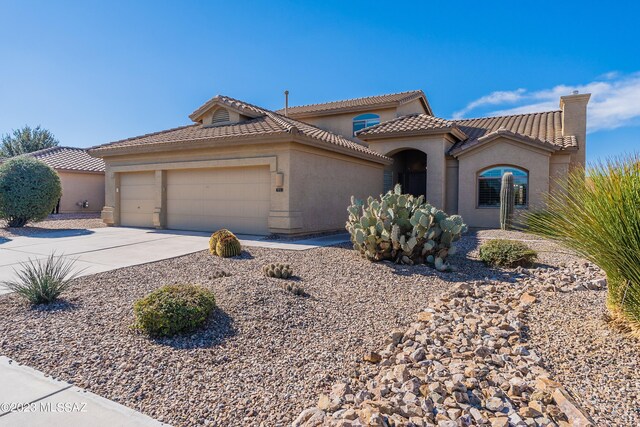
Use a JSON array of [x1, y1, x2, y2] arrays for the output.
[[262, 263, 293, 279], [210, 270, 231, 279], [280, 282, 305, 296], [215, 234, 242, 258], [209, 229, 242, 257], [500, 172, 515, 230], [209, 229, 235, 255]]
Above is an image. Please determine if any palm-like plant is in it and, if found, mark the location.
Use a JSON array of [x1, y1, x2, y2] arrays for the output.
[[523, 154, 640, 333], [2, 254, 83, 304]]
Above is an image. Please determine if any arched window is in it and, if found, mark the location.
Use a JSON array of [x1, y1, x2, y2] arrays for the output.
[[478, 166, 528, 208], [353, 113, 380, 135], [212, 108, 230, 124]]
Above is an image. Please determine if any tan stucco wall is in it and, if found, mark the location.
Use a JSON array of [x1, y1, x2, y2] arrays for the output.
[[301, 107, 397, 138], [456, 138, 552, 228], [56, 171, 105, 213], [445, 158, 459, 214], [299, 99, 428, 139], [287, 146, 383, 234], [366, 135, 452, 211], [99, 140, 384, 235]]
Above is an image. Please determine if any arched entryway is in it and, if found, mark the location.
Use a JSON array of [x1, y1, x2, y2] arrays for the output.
[[384, 149, 427, 197]]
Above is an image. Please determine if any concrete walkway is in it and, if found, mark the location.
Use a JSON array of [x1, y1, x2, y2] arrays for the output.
[[0, 227, 349, 293], [0, 357, 166, 426]]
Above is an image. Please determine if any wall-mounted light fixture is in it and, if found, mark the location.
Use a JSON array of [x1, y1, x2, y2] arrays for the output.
[[275, 172, 284, 188]]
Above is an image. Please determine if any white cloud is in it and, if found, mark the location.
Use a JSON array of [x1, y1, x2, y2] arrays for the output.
[[452, 88, 525, 119], [454, 73, 640, 133]]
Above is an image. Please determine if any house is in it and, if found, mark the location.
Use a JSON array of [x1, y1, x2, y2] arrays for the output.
[[4, 147, 105, 214], [88, 89, 589, 233]]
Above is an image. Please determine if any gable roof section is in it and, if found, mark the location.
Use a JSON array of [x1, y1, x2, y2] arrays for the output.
[[278, 90, 433, 118], [9, 146, 105, 172], [90, 95, 391, 163], [450, 110, 576, 156], [356, 114, 467, 141], [189, 94, 266, 122]]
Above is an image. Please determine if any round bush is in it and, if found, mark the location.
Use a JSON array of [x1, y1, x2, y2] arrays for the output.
[[479, 239, 538, 268], [0, 157, 62, 227], [133, 285, 216, 337]]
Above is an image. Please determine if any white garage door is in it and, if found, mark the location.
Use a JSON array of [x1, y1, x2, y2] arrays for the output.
[[120, 171, 155, 228], [166, 166, 271, 235]]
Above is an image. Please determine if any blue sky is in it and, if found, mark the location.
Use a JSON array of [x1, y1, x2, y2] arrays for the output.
[[1, 0, 638, 163]]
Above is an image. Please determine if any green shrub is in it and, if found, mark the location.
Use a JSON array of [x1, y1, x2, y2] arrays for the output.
[[133, 285, 216, 337], [524, 155, 640, 332], [208, 229, 242, 257], [478, 239, 537, 267], [262, 263, 293, 279], [1, 254, 81, 304], [0, 157, 61, 227], [346, 184, 467, 271]]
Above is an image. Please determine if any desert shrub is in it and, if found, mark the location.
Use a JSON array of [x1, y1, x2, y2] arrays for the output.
[[346, 184, 467, 271], [133, 285, 216, 337], [0, 157, 61, 227], [209, 229, 241, 257], [1, 254, 81, 304], [478, 239, 537, 267], [524, 155, 640, 332], [262, 263, 293, 279]]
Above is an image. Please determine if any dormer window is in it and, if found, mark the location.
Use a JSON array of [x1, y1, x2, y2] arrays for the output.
[[212, 108, 230, 125], [353, 113, 380, 135]]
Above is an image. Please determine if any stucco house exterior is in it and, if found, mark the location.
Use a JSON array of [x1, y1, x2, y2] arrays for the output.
[[89, 89, 589, 233], [2, 147, 105, 214]]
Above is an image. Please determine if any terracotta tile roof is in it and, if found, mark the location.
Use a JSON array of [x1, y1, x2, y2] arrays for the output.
[[450, 110, 576, 155], [356, 114, 466, 139], [90, 95, 390, 163], [12, 146, 105, 172], [277, 90, 430, 117]]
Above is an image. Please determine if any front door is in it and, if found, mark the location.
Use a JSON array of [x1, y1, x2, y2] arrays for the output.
[[399, 171, 426, 198]]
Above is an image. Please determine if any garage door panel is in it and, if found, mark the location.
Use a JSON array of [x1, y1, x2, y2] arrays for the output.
[[120, 172, 155, 228], [166, 167, 270, 234]]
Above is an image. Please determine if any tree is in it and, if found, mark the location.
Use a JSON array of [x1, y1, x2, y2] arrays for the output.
[[0, 125, 59, 157], [0, 157, 62, 227]]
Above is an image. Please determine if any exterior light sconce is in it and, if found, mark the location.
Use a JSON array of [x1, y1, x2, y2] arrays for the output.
[[275, 172, 284, 192]]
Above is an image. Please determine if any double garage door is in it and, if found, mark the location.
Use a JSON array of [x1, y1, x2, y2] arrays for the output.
[[119, 166, 271, 235]]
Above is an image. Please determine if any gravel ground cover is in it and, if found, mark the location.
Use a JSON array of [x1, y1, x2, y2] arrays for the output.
[[0, 213, 104, 238], [0, 229, 638, 426], [0, 244, 460, 426], [525, 287, 640, 426]]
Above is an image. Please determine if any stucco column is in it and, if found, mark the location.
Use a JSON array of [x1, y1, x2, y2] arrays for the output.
[[152, 170, 166, 229], [101, 170, 119, 226], [425, 147, 446, 210]]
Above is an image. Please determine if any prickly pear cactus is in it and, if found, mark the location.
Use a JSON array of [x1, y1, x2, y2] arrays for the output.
[[500, 172, 515, 230], [346, 184, 467, 270], [262, 262, 293, 279]]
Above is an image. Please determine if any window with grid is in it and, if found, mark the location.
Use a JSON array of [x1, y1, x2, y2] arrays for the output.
[[353, 113, 380, 135], [478, 166, 528, 208]]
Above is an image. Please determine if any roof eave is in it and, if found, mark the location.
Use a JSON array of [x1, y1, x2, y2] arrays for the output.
[[450, 131, 561, 157], [291, 134, 392, 165], [358, 127, 466, 141]]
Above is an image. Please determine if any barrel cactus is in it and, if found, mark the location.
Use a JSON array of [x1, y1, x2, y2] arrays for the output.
[[280, 282, 305, 296], [346, 184, 467, 271], [209, 229, 235, 255], [209, 229, 242, 257], [500, 172, 515, 230], [263, 263, 293, 279]]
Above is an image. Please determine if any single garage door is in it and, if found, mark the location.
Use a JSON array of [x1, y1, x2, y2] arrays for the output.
[[166, 166, 270, 234], [120, 171, 155, 228]]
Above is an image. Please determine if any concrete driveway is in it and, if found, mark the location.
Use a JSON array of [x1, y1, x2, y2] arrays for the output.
[[0, 227, 349, 294]]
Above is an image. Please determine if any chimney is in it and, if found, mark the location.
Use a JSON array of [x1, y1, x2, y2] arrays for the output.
[[560, 91, 591, 169], [284, 90, 289, 117]]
